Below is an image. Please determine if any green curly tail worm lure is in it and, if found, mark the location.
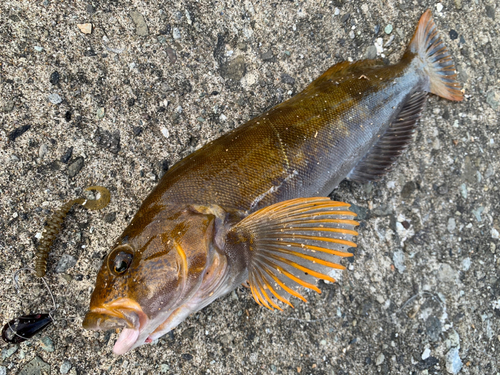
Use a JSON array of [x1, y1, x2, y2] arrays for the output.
[[34, 186, 111, 277]]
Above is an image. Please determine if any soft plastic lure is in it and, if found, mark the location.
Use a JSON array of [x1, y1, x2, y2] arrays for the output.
[[34, 186, 110, 277]]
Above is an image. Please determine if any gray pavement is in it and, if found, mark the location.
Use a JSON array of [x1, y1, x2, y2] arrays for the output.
[[0, 1, 499, 374]]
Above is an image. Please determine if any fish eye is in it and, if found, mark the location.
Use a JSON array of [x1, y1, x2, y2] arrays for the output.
[[107, 246, 134, 276]]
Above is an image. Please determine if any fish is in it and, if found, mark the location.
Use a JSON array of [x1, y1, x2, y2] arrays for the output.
[[82, 10, 463, 355]]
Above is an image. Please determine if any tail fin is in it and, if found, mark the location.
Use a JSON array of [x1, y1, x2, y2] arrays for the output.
[[406, 9, 463, 101]]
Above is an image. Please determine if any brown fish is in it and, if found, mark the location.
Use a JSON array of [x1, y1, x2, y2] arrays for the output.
[[82, 10, 462, 354]]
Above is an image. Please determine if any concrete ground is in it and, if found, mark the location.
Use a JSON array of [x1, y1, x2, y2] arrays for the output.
[[1, 0, 499, 374]]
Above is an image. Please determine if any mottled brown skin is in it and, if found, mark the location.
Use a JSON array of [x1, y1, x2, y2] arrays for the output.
[[84, 30, 448, 353], [87, 53, 423, 317], [132, 54, 419, 216]]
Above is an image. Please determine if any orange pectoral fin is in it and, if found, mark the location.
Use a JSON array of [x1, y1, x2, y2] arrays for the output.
[[230, 197, 358, 310]]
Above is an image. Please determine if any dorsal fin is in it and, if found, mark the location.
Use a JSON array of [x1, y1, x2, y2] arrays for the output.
[[348, 92, 428, 183]]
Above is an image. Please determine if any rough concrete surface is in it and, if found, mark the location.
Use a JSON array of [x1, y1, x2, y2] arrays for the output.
[[0, 0, 499, 374]]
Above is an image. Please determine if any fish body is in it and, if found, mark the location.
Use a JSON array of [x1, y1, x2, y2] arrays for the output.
[[83, 10, 462, 354]]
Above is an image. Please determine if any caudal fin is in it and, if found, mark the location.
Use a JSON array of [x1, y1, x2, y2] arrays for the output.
[[406, 10, 463, 101]]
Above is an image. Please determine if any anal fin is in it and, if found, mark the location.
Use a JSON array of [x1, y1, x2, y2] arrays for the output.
[[348, 91, 427, 183], [227, 197, 358, 310]]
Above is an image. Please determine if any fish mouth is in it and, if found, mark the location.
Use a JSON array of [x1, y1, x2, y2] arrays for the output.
[[82, 298, 149, 355]]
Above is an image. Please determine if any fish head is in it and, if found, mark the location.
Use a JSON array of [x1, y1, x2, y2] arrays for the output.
[[82, 205, 227, 354]]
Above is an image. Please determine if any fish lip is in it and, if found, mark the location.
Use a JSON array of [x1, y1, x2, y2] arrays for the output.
[[82, 300, 147, 332], [82, 308, 141, 331]]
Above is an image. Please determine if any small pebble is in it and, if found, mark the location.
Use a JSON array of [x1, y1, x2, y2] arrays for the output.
[[60, 360, 72, 374], [50, 71, 60, 85], [485, 5, 495, 20], [384, 24, 393, 34], [365, 45, 377, 59], [491, 228, 499, 240], [166, 47, 177, 64], [48, 93, 62, 105], [161, 160, 170, 171], [459, 183, 467, 199], [34, 46, 43, 52], [2, 346, 18, 360], [40, 336, 55, 352], [340, 13, 350, 23], [173, 28, 181, 39], [133, 126, 143, 136], [39, 143, 48, 159], [19, 356, 50, 375], [160, 364, 170, 373], [422, 348, 431, 360], [472, 206, 484, 222], [96, 107, 105, 119], [445, 347, 463, 374], [447, 218, 456, 232], [375, 353, 385, 365], [130, 10, 149, 36], [161, 127, 170, 138], [62, 274, 74, 283], [77, 23, 92, 34], [60, 147, 73, 164], [436, 3, 444, 12], [9, 125, 31, 142], [449, 29, 458, 40], [0, 366, 6, 375], [55, 254, 77, 273], [486, 90, 500, 110], [2, 100, 15, 113], [375, 38, 384, 54], [281, 73, 295, 85], [104, 212, 116, 223], [384, 34, 395, 47], [67, 156, 84, 178], [461, 257, 471, 271], [393, 250, 406, 273]]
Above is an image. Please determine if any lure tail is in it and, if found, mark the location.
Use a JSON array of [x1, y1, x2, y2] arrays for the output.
[[406, 9, 463, 101]]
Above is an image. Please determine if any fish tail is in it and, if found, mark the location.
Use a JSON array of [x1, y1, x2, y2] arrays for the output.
[[406, 9, 463, 101]]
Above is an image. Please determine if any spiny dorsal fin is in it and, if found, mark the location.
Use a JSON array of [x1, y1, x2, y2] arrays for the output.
[[228, 197, 358, 310], [348, 92, 427, 183]]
